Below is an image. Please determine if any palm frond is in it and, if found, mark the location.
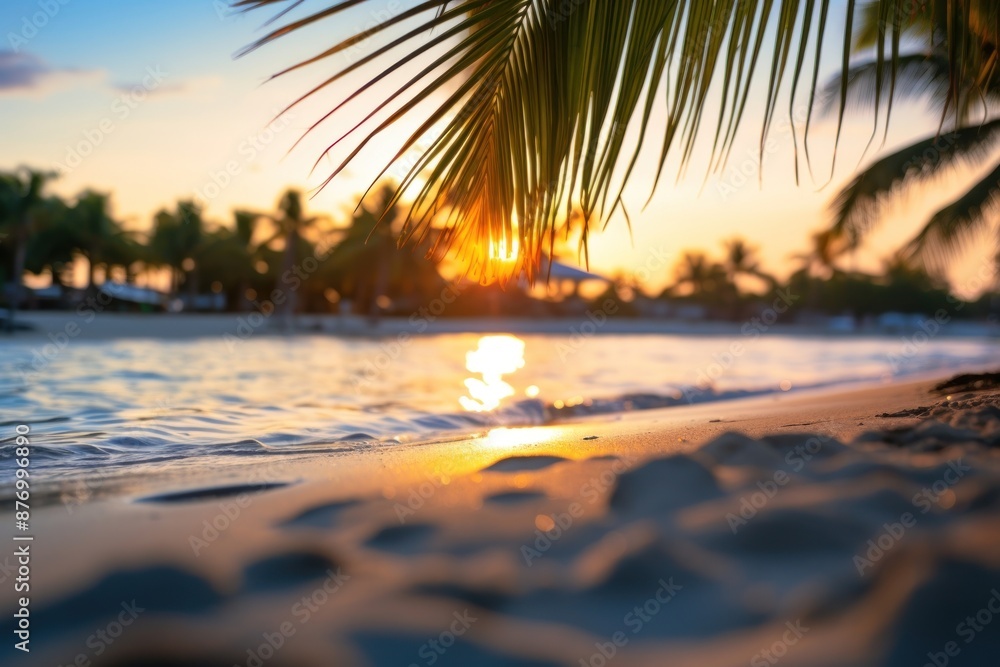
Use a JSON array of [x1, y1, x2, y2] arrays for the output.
[[821, 54, 953, 116], [830, 118, 1000, 242], [232, 0, 997, 280], [906, 160, 1000, 268], [853, 0, 937, 51]]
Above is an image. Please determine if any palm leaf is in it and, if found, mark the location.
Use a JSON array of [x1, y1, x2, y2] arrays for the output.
[[830, 118, 1000, 242], [853, 0, 937, 51], [906, 161, 1000, 268], [232, 0, 995, 280], [821, 54, 954, 116]]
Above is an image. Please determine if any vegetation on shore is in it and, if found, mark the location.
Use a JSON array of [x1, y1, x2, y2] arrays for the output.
[[1, 169, 996, 323]]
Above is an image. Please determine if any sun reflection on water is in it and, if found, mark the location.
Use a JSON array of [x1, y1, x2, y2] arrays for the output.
[[460, 335, 526, 412]]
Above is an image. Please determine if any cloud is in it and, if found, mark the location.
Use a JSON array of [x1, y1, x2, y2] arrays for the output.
[[109, 75, 221, 98], [0, 50, 99, 96], [0, 51, 220, 100]]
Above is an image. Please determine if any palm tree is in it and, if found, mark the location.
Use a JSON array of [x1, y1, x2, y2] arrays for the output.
[[193, 225, 256, 309], [69, 191, 133, 293], [259, 190, 325, 327], [0, 168, 54, 331], [149, 200, 205, 301], [324, 183, 404, 318], [720, 237, 774, 318], [790, 230, 851, 280], [25, 196, 75, 288], [672, 252, 727, 300], [826, 3, 1000, 268], [234, 1, 1000, 279], [232, 209, 264, 309], [324, 182, 445, 318], [102, 229, 145, 285], [723, 238, 775, 288]]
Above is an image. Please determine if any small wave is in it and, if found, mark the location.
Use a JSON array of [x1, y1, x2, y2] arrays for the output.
[[2, 333, 996, 487]]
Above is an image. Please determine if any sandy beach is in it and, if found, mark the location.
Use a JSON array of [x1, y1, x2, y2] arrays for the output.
[[6, 372, 1000, 666]]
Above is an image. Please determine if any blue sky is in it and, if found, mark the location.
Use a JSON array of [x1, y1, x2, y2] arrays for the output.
[[1, 0, 993, 294]]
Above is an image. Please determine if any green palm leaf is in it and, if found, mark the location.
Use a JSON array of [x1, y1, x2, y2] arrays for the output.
[[822, 54, 954, 116], [906, 161, 1000, 267], [830, 118, 1000, 243], [233, 0, 996, 279]]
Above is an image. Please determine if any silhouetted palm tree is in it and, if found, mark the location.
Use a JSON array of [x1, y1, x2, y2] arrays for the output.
[[324, 183, 444, 319], [260, 190, 325, 326], [102, 228, 145, 285], [790, 230, 850, 279], [672, 252, 727, 299], [826, 3, 1000, 268], [232, 210, 264, 308], [723, 238, 775, 288], [150, 200, 204, 301], [69, 191, 133, 293], [0, 168, 54, 330], [25, 197, 74, 288]]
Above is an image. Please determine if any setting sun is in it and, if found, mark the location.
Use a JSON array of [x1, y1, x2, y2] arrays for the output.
[[488, 235, 520, 263]]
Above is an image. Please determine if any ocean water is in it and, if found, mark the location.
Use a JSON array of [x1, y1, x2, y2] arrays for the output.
[[1, 332, 997, 481]]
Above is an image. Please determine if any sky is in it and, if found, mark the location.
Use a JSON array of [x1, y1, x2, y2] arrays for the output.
[[1, 0, 995, 297]]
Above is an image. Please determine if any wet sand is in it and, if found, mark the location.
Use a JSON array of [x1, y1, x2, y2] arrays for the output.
[[5, 373, 1000, 666]]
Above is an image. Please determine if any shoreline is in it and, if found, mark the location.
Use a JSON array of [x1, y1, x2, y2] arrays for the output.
[[4, 311, 999, 341], [12, 373, 985, 506], [8, 372, 1000, 665]]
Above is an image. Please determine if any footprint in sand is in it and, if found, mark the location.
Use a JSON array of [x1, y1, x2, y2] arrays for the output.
[[352, 631, 563, 667], [365, 523, 436, 554], [35, 566, 223, 631], [136, 482, 292, 504], [483, 455, 570, 472], [485, 490, 547, 505], [242, 551, 340, 592], [280, 499, 362, 528]]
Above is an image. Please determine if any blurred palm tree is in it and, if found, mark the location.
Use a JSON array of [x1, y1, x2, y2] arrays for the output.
[[0, 168, 54, 331], [324, 183, 445, 318], [325, 184, 408, 319], [672, 252, 728, 299], [69, 191, 133, 293], [790, 230, 851, 279], [25, 196, 75, 287], [102, 229, 146, 284], [721, 238, 774, 318], [235, 0, 1000, 279], [194, 224, 257, 309], [826, 2, 1000, 268], [231, 209, 265, 307], [259, 190, 325, 326], [150, 200, 205, 300], [723, 238, 775, 288]]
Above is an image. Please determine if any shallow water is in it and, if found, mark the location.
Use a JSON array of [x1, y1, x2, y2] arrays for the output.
[[1, 332, 997, 478]]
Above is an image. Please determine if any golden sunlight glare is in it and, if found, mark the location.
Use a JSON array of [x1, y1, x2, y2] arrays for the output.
[[459, 335, 526, 412], [487, 235, 520, 263]]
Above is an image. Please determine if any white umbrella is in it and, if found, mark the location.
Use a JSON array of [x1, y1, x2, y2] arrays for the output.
[[540, 256, 609, 283]]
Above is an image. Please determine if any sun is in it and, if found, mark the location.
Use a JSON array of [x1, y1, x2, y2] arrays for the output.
[[488, 235, 520, 263]]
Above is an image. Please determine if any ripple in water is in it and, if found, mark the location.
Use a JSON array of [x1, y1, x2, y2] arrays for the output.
[[1, 332, 997, 480]]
